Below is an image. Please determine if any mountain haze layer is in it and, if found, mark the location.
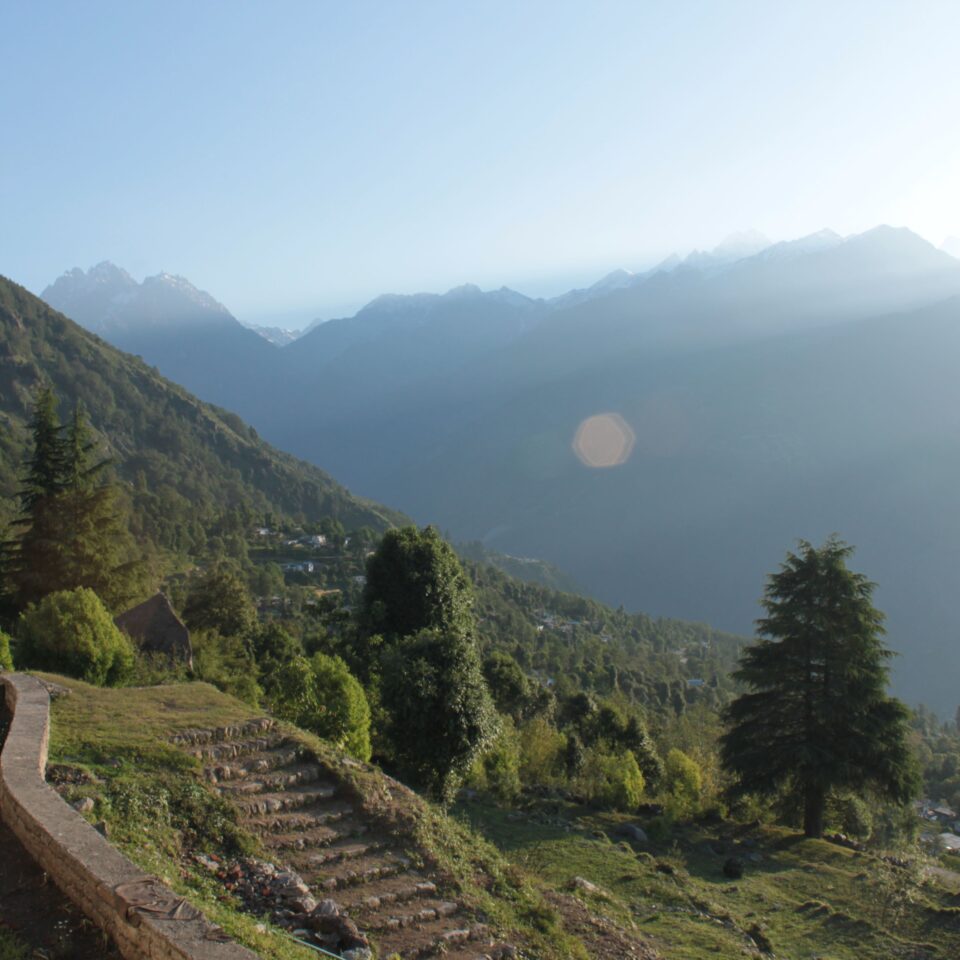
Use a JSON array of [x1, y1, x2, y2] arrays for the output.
[[41, 227, 960, 712], [42, 264, 280, 417], [0, 275, 401, 541]]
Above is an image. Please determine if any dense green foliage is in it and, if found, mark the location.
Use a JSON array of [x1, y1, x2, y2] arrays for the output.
[[361, 525, 474, 642], [662, 748, 703, 816], [183, 567, 258, 638], [721, 538, 919, 837], [18, 587, 134, 685], [380, 627, 499, 803], [0, 629, 12, 670], [267, 652, 372, 761], [357, 526, 499, 801]]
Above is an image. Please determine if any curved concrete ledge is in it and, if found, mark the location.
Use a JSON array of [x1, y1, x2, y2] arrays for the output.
[[0, 673, 260, 960]]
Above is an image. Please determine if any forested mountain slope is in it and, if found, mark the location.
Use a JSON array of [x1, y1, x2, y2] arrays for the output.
[[0, 276, 402, 552]]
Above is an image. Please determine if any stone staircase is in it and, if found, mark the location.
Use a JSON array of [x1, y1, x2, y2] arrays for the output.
[[172, 719, 515, 960]]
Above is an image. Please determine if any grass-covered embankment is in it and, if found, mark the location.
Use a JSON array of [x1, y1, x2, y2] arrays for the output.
[[457, 795, 960, 960], [44, 675, 316, 960], [41, 674, 614, 959]]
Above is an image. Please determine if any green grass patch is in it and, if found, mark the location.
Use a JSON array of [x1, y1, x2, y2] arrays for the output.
[[456, 796, 960, 960], [43, 675, 317, 960], [0, 930, 29, 960], [43, 673, 256, 755]]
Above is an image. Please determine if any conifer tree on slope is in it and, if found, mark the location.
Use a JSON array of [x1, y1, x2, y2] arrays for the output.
[[9, 386, 69, 607], [12, 388, 143, 612], [720, 537, 919, 838]]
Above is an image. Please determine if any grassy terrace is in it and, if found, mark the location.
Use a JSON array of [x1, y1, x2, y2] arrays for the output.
[[456, 797, 960, 960], [39, 676, 595, 960], [42, 673, 960, 959], [42, 675, 317, 960]]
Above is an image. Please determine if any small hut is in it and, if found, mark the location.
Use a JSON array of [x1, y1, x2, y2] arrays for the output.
[[115, 593, 193, 668]]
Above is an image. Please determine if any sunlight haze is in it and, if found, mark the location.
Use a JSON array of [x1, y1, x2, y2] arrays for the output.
[[2, 0, 959, 325]]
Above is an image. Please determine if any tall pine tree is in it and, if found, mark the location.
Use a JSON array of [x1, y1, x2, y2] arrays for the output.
[[11, 386, 70, 607], [10, 388, 144, 612], [720, 537, 919, 837]]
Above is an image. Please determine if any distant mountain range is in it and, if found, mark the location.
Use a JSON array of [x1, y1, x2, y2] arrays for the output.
[[243, 324, 301, 346], [40, 226, 960, 712], [43, 263, 281, 418]]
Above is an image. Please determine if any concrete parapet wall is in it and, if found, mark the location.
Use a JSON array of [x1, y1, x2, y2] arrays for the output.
[[0, 673, 260, 960]]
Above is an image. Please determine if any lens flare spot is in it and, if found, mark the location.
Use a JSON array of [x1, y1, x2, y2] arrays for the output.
[[572, 412, 635, 468]]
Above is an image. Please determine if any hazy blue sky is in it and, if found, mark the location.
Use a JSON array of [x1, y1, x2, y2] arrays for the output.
[[3, 0, 959, 326]]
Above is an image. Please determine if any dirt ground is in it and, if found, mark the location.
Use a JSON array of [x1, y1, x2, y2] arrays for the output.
[[0, 820, 122, 959]]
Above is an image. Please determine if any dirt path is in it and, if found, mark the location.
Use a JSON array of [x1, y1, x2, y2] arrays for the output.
[[0, 819, 122, 959]]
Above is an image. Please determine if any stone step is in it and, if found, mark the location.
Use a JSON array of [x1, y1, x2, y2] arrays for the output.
[[170, 717, 276, 747], [301, 838, 388, 867], [203, 743, 304, 782], [262, 818, 370, 851], [215, 762, 326, 795], [431, 941, 515, 960], [243, 800, 355, 834], [188, 732, 289, 763], [306, 852, 412, 892], [356, 897, 460, 930], [334, 874, 436, 911], [378, 920, 491, 959], [233, 783, 337, 816]]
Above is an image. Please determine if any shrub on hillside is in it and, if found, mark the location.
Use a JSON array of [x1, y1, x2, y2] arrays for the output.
[[579, 747, 645, 811], [469, 717, 522, 801], [18, 588, 133, 685], [663, 748, 703, 816], [0, 630, 13, 671], [518, 715, 566, 786], [191, 629, 261, 706], [267, 653, 372, 761]]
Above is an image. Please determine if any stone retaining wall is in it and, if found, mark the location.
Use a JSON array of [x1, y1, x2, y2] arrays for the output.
[[0, 673, 260, 960]]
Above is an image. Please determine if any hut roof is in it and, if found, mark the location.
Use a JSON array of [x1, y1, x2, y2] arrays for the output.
[[115, 593, 192, 667]]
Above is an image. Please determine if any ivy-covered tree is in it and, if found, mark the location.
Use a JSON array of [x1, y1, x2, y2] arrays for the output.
[[380, 628, 499, 803], [720, 538, 919, 838], [359, 526, 498, 800], [360, 525, 474, 644]]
